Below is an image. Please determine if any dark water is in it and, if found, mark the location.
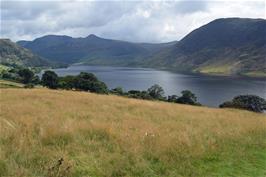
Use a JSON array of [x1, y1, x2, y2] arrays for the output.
[[49, 65, 266, 107]]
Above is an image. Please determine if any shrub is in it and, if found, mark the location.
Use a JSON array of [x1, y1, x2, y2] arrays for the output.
[[220, 95, 266, 113], [128, 90, 141, 95], [127, 90, 152, 100], [167, 95, 179, 102], [110, 87, 124, 95]]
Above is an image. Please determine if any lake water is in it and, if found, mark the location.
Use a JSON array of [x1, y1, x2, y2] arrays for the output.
[[50, 65, 266, 107]]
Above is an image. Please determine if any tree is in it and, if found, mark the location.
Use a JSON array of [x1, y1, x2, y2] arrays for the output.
[[32, 75, 40, 84], [139, 91, 153, 100], [88, 81, 108, 94], [58, 75, 76, 89], [18, 68, 34, 84], [78, 72, 98, 82], [220, 95, 266, 113], [147, 84, 165, 100], [41, 71, 59, 89], [74, 72, 98, 91], [176, 90, 200, 105], [68, 72, 108, 94]]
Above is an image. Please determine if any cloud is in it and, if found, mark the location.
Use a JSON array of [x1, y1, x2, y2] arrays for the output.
[[0, 0, 265, 42]]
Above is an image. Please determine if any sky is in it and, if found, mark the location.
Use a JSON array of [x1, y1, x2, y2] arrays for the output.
[[0, 0, 265, 43]]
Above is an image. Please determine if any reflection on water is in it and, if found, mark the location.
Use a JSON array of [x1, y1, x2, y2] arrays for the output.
[[48, 65, 266, 107]]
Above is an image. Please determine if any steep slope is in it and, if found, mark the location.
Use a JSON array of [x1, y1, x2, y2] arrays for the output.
[[0, 39, 51, 67], [18, 35, 176, 65], [146, 18, 266, 77]]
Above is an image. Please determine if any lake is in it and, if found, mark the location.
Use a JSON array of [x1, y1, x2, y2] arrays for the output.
[[49, 65, 266, 107]]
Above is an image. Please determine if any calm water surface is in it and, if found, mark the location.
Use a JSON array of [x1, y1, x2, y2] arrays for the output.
[[50, 65, 266, 107]]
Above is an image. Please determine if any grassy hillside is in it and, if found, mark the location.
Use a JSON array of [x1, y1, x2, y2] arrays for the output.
[[0, 88, 266, 177], [0, 39, 51, 67]]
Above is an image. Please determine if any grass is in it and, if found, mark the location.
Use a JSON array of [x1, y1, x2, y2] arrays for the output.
[[0, 79, 24, 88], [195, 64, 232, 76], [242, 71, 266, 78], [0, 88, 266, 177]]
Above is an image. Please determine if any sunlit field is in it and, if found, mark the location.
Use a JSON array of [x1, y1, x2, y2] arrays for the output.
[[1, 88, 265, 177]]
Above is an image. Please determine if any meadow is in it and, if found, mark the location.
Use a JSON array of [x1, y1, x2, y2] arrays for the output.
[[0, 88, 265, 177]]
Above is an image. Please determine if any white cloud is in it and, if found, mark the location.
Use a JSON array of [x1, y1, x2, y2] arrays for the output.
[[0, 0, 265, 42]]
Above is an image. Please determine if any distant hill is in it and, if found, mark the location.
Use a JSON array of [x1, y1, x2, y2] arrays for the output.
[[18, 35, 177, 66], [146, 18, 266, 77], [17, 18, 266, 77], [0, 39, 51, 67]]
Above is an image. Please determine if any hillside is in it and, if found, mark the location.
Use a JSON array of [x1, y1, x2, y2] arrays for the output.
[[0, 39, 51, 67], [146, 18, 266, 77], [1, 88, 265, 176], [17, 35, 176, 65]]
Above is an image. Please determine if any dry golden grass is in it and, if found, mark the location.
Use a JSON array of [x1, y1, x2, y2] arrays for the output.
[[0, 88, 266, 177]]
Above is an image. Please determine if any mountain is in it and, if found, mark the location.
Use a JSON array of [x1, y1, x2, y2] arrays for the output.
[[17, 18, 266, 77], [146, 18, 266, 77], [0, 39, 51, 67], [18, 35, 177, 66]]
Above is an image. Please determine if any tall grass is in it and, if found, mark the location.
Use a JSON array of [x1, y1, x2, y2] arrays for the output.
[[0, 88, 265, 176]]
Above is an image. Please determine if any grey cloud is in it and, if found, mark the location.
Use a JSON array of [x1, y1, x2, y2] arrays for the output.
[[0, 1, 265, 42], [174, 1, 208, 14], [1, 1, 61, 20]]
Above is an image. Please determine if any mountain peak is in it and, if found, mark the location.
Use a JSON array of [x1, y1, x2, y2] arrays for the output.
[[37, 35, 72, 40], [86, 34, 100, 39]]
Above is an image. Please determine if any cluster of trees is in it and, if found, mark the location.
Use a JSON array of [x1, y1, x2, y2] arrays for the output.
[[41, 71, 200, 105], [2, 68, 265, 112], [110, 84, 201, 105], [39, 71, 266, 112], [41, 71, 108, 94], [220, 95, 266, 113]]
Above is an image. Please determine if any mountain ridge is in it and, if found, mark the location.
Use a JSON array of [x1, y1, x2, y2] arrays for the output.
[[17, 18, 266, 77], [17, 34, 177, 65]]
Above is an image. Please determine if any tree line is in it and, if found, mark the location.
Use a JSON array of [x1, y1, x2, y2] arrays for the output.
[[1, 68, 266, 113], [40, 70, 201, 106]]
